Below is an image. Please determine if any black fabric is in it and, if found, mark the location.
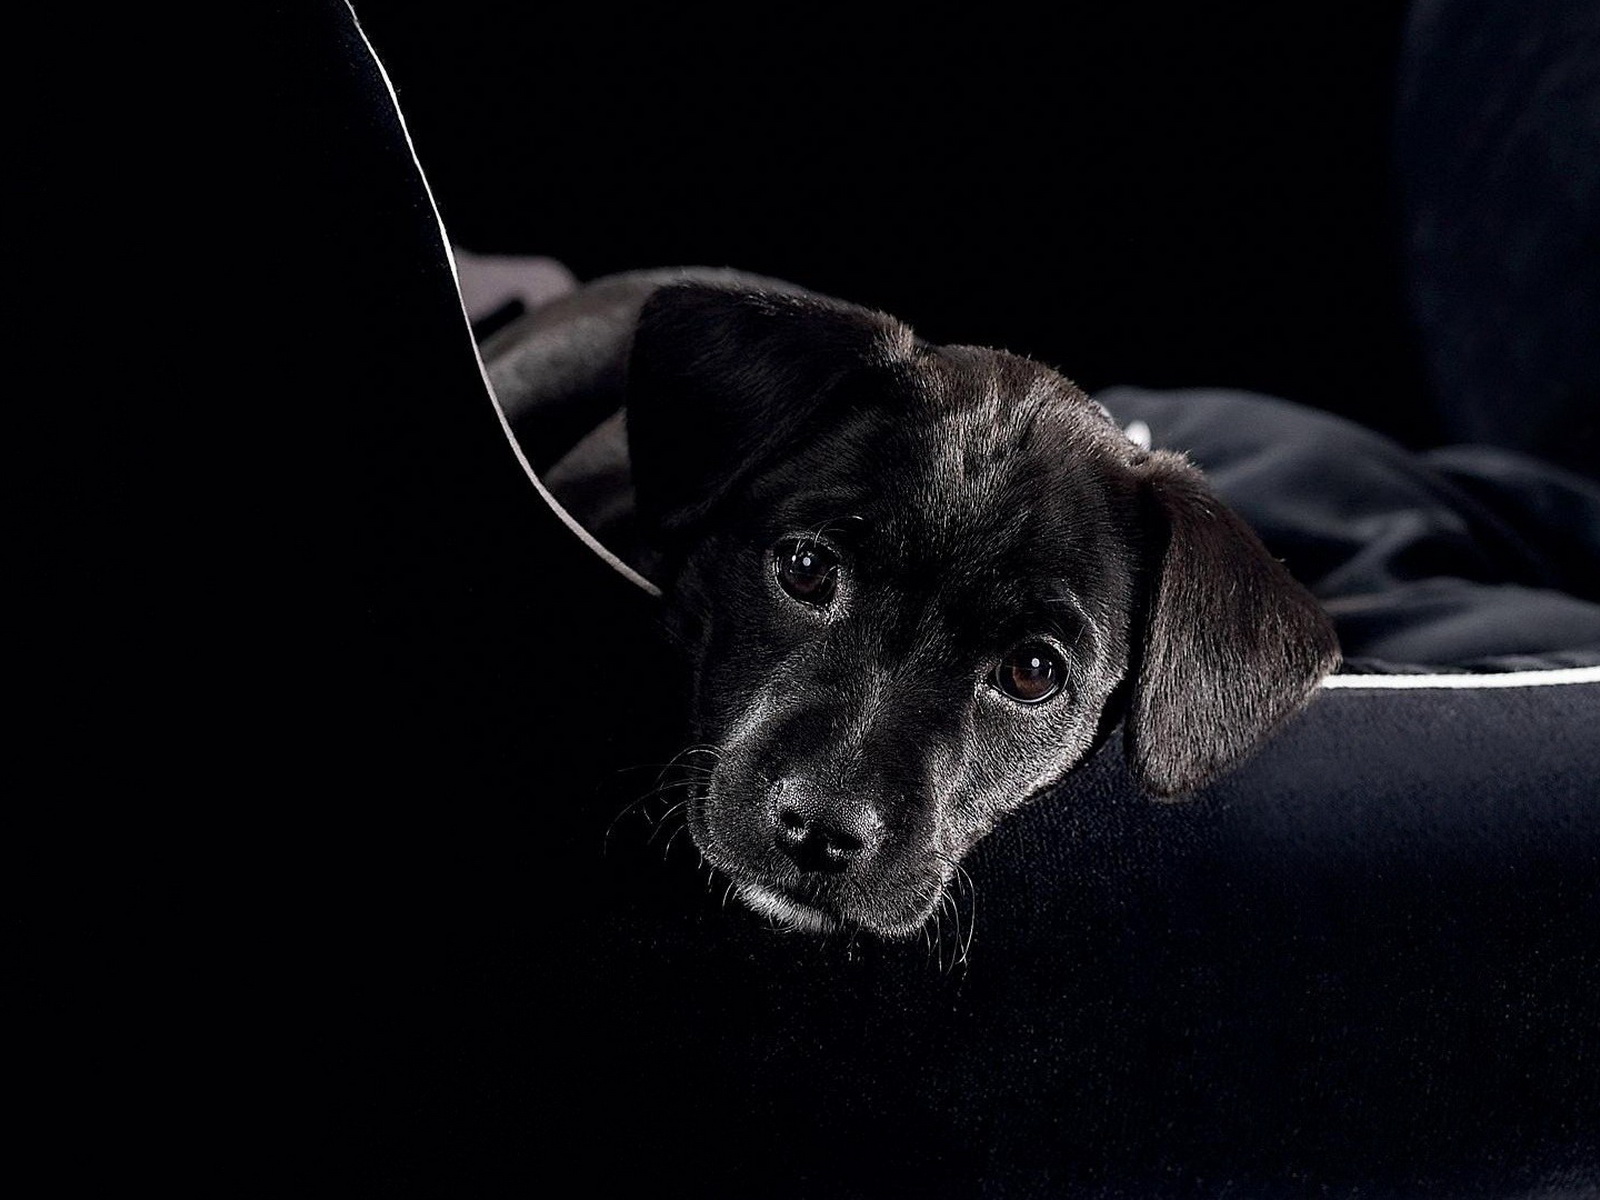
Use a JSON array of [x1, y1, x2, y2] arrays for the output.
[[1397, 0, 1600, 480], [1100, 387, 1600, 670], [296, 5, 1600, 1195]]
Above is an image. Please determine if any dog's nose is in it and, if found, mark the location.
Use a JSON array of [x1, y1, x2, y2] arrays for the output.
[[771, 781, 880, 874]]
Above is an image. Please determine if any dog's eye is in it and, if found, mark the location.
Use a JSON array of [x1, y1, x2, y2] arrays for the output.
[[994, 642, 1063, 704], [775, 540, 839, 605]]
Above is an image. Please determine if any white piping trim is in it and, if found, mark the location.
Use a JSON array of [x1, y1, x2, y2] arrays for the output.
[[1321, 665, 1600, 689], [346, 4, 663, 599], [345, 7, 1600, 685]]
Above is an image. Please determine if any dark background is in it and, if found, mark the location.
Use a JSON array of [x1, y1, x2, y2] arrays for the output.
[[353, 4, 1443, 449], [263, 6, 1600, 1195]]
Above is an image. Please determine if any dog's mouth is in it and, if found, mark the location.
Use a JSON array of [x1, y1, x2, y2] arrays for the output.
[[732, 881, 841, 934], [731, 877, 948, 940]]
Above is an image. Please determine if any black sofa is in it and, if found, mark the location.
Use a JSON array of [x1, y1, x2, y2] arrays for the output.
[[299, 5, 1600, 1195]]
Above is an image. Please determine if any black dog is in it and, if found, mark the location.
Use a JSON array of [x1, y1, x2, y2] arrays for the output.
[[487, 270, 1340, 939]]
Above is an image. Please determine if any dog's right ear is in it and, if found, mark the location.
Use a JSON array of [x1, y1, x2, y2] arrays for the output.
[[1125, 451, 1341, 798], [625, 282, 914, 542]]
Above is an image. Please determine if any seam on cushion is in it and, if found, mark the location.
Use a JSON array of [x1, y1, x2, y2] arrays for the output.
[[1322, 666, 1600, 689]]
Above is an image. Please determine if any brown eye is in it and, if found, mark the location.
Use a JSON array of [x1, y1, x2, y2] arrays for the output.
[[775, 539, 839, 605], [995, 642, 1064, 703]]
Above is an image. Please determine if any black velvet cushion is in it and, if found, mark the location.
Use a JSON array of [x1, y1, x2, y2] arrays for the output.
[[1097, 386, 1600, 669]]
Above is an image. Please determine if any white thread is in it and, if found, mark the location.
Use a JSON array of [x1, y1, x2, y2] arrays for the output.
[[1321, 665, 1600, 689]]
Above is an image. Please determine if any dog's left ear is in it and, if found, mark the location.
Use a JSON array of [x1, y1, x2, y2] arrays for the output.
[[625, 282, 914, 542], [1126, 451, 1341, 798]]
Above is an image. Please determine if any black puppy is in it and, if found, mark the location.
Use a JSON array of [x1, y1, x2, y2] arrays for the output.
[[487, 270, 1340, 939]]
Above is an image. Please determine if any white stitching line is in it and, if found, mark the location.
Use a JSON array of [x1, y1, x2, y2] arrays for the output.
[[346, 4, 662, 600], [1321, 666, 1600, 689]]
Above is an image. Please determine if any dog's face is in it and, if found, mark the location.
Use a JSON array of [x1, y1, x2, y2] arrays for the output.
[[626, 284, 1338, 938]]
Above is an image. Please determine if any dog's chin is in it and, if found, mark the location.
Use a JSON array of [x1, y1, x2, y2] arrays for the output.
[[729, 879, 944, 941], [733, 882, 841, 935]]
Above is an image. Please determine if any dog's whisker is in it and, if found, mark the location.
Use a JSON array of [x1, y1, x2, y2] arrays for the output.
[[639, 768, 715, 782], [612, 762, 714, 776], [653, 766, 713, 781], [644, 799, 691, 842], [612, 760, 716, 781], [603, 795, 655, 852], [961, 886, 976, 967], [645, 790, 696, 813], [629, 788, 691, 823], [798, 518, 840, 549], [929, 850, 978, 969], [606, 748, 715, 857], [636, 788, 683, 817], [633, 786, 705, 825], [950, 891, 970, 974], [938, 891, 957, 976], [635, 743, 725, 806], [946, 910, 958, 974]]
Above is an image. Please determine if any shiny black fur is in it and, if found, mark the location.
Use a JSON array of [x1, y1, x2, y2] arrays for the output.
[[604, 274, 1339, 937]]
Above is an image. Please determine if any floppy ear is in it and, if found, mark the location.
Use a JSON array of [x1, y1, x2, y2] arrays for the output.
[[1126, 451, 1341, 798], [625, 282, 914, 542]]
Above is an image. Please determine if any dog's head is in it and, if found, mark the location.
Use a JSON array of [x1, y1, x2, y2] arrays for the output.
[[625, 283, 1339, 938]]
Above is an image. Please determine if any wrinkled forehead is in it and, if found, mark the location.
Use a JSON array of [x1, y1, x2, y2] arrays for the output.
[[745, 346, 1136, 614]]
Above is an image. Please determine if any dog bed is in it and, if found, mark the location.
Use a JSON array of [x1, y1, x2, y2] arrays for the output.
[[316, 7, 1600, 1194]]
